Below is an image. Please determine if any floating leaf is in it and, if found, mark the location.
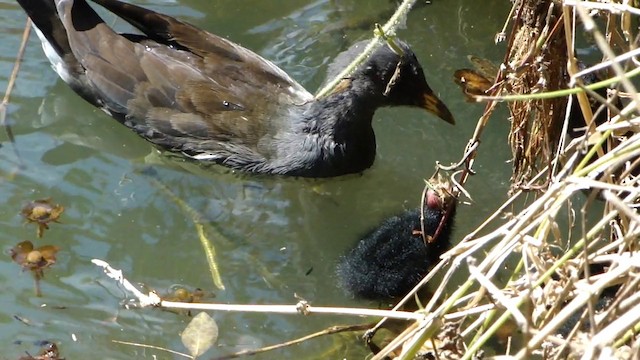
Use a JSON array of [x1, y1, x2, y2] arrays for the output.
[[11, 240, 34, 264], [163, 286, 208, 303], [10, 240, 60, 296], [21, 199, 64, 238], [454, 69, 494, 100], [453, 55, 499, 101], [10, 241, 59, 272], [181, 311, 218, 358], [160, 286, 211, 316]]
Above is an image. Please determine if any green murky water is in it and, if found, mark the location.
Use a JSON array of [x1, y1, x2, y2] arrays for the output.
[[0, 0, 512, 358]]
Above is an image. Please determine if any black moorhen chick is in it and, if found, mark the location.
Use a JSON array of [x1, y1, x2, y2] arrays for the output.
[[336, 188, 456, 300], [556, 262, 621, 339], [17, 0, 454, 178], [567, 62, 622, 139]]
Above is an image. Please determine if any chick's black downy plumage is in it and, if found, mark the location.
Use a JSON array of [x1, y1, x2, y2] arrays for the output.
[[337, 190, 455, 300], [17, 0, 454, 178], [556, 262, 621, 339]]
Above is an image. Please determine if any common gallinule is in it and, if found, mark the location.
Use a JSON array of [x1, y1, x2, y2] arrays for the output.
[[336, 188, 456, 300], [567, 62, 622, 138], [17, 0, 454, 177], [556, 262, 620, 339]]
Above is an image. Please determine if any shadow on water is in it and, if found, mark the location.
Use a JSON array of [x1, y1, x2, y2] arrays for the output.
[[0, 0, 513, 358]]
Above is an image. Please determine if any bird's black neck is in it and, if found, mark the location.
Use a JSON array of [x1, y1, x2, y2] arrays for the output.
[[286, 78, 385, 177]]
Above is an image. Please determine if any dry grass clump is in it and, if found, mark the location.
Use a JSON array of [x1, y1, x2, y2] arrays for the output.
[[372, 1, 640, 359]]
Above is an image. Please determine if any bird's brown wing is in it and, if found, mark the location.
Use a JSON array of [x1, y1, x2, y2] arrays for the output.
[[55, 0, 312, 156]]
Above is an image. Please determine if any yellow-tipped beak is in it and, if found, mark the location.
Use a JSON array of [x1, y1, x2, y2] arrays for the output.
[[422, 92, 455, 125]]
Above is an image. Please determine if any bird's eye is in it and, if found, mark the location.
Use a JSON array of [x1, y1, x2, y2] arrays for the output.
[[221, 100, 245, 111]]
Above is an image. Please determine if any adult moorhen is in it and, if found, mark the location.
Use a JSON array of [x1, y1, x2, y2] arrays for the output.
[[336, 187, 456, 300], [17, 0, 455, 177]]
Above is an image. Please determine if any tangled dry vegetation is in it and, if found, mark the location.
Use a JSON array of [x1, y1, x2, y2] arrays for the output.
[[376, 1, 640, 359]]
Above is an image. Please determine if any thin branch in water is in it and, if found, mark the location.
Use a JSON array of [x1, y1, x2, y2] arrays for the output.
[[0, 18, 31, 169], [92, 258, 426, 321], [147, 177, 225, 291]]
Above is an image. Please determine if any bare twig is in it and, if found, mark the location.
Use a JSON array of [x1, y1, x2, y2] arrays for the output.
[[0, 18, 31, 168]]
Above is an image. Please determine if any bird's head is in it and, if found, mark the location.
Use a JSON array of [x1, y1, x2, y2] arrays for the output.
[[363, 40, 455, 125]]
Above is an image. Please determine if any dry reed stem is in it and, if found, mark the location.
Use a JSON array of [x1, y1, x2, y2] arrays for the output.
[[381, 1, 640, 359]]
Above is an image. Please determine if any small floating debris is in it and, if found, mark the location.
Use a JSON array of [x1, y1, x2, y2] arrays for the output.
[[21, 199, 64, 238], [9, 240, 59, 296]]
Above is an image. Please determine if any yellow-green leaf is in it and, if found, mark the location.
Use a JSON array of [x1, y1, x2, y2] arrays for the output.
[[181, 311, 218, 358]]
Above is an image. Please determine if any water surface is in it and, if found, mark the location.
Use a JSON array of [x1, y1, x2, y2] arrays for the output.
[[0, 0, 512, 358]]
